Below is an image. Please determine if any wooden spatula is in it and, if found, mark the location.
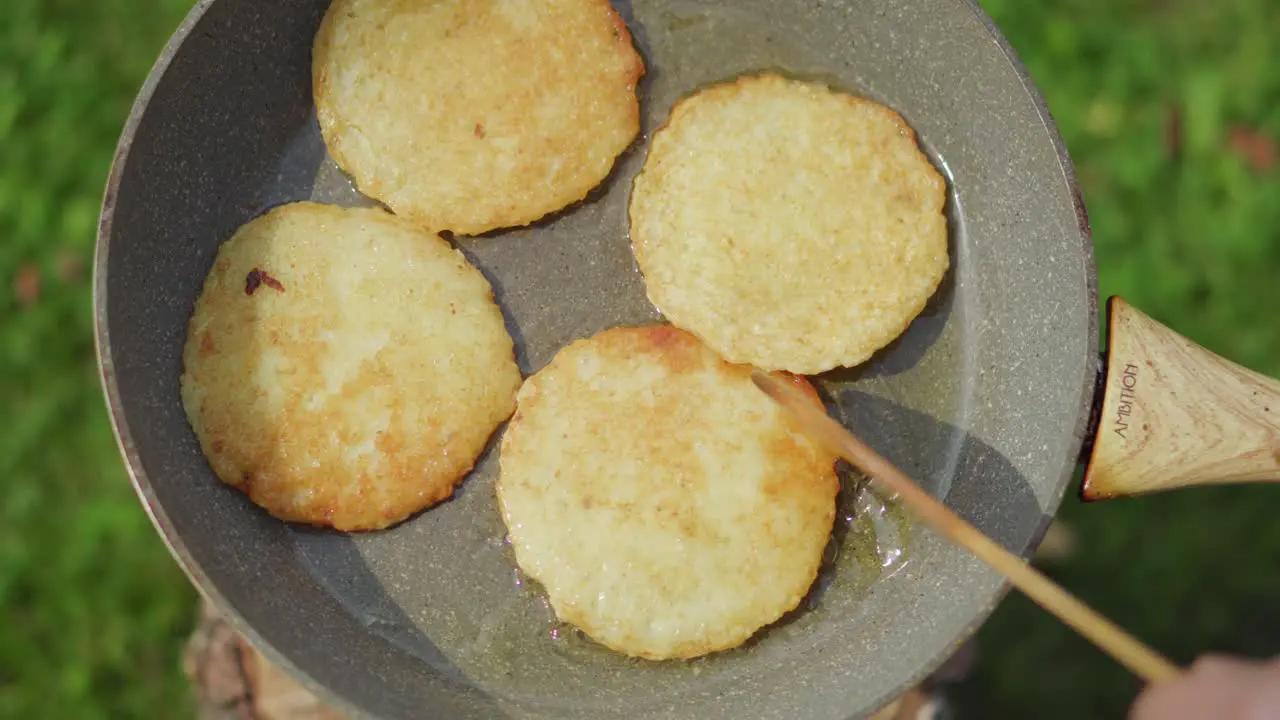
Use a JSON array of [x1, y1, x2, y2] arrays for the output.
[[751, 370, 1181, 684]]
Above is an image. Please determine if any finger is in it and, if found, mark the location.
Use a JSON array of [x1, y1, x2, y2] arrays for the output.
[[1129, 655, 1276, 720]]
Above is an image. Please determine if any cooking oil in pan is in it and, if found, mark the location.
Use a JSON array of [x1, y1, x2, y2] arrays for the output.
[[297, 463, 915, 703], [521, 471, 913, 668]]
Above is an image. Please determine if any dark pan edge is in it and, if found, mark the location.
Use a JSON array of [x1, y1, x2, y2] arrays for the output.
[[91, 2, 373, 718], [962, 0, 1101, 548], [862, 1, 1103, 712]]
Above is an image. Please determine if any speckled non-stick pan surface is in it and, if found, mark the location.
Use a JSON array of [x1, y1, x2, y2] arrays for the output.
[[94, 0, 1098, 717]]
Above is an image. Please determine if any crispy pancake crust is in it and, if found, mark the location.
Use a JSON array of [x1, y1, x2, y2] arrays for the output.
[[180, 202, 521, 531], [629, 73, 950, 374], [313, 0, 645, 236], [497, 326, 839, 660]]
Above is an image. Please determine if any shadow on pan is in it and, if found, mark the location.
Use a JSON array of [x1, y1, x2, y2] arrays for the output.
[[225, 394, 1047, 720]]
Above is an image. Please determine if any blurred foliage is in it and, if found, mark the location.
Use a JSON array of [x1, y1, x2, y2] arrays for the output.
[[0, 0, 198, 718], [0, 0, 1277, 718], [978, 0, 1280, 375]]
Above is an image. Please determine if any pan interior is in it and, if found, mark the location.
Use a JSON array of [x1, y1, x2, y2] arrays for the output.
[[99, 0, 1096, 718]]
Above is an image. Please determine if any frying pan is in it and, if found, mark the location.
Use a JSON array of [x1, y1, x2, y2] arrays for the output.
[[92, 0, 1280, 718]]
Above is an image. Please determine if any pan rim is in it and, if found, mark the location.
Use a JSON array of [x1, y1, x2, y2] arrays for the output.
[[91, 1, 373, 717], [872, 0, 1103, 707], [93, 0, 1100, 717]]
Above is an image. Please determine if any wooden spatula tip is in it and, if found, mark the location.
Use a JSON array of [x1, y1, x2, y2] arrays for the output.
[[750, 369, 797, 405]]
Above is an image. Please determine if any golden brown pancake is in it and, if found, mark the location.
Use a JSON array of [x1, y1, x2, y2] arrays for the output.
[[629, 73, 950, 374], [497, 325, 839, 660], [180, 201, 521, 531], [313, 0, 645, 236]]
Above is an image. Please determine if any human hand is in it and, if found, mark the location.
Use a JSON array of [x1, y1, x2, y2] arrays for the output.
[[1130, 655, 1280, 720]]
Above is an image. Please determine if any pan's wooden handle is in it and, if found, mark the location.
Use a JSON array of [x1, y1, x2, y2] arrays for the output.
[[1081, 296, 1280, 501]]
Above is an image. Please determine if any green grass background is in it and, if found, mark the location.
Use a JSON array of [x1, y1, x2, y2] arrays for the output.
[[1, 0, 1276, 718]]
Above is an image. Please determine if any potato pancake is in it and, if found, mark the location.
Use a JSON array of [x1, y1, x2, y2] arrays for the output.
[[180, 202, 521, 531], [497, 326, 839, 660], [629, 73, 950, 374], [314, 0, 645, 236]]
